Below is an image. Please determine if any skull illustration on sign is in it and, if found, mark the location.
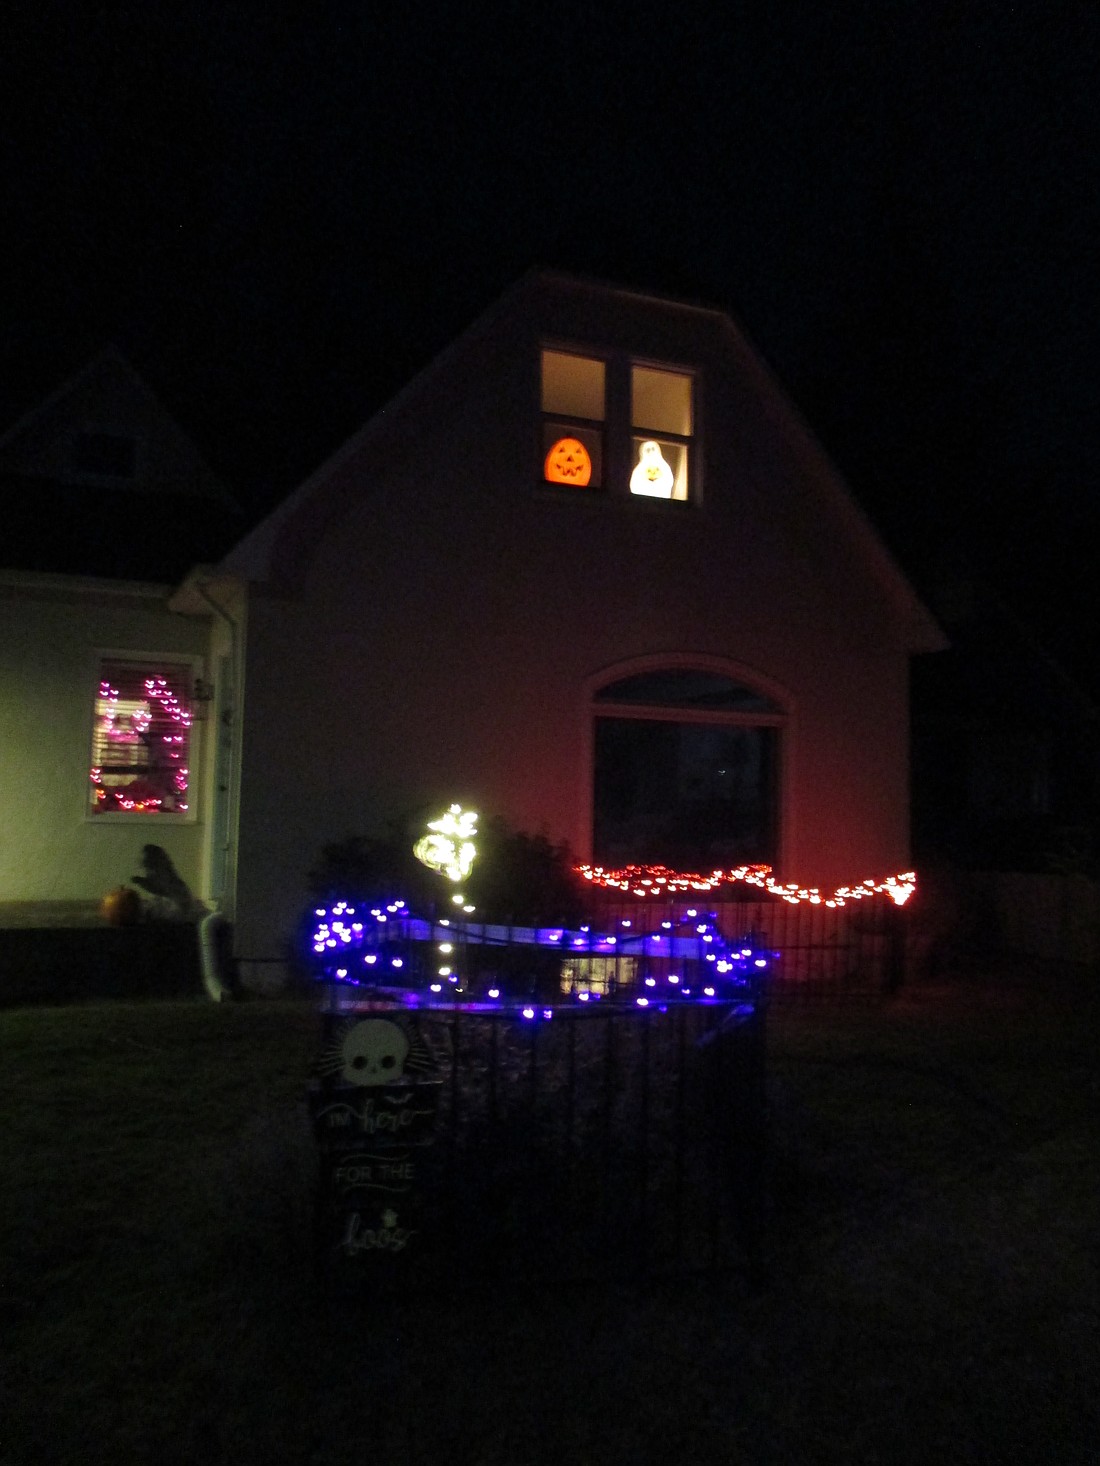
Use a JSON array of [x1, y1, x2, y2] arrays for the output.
[[340, 1018, 409, 1085]]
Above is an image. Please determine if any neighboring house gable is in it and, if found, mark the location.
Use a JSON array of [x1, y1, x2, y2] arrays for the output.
[[1, 347, 241, 583]]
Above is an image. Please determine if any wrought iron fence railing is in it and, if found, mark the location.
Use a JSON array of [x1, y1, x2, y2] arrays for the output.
[[310, 991, 767, 1286], [303, 876, 910, 1289], [583, 889, 908, 1001]]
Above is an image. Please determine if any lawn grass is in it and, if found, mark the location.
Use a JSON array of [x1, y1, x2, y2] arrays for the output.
[[2, 982, 1098, 1465]]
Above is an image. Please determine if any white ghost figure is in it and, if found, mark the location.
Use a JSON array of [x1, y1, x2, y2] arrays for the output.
[[341, 1018, 409, 1086], [629, 439, 675, 498]]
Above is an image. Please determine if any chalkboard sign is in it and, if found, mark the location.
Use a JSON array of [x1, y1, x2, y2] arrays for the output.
[[310, 1015, 442, 1275]]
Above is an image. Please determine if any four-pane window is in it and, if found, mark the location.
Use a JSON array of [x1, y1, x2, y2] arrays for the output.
[[541, 349, 694, 502]]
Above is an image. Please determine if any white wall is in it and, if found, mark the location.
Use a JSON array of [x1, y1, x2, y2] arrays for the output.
[[0, 575, 216, 908], [226, 280, 929, 974]]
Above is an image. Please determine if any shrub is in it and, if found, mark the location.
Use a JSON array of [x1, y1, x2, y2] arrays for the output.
[[307, 813, 585, 927]]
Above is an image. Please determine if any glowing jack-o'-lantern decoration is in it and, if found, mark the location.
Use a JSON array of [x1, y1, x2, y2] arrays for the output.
[[544, 436, 592, 486], [630, 439, 674, 498]]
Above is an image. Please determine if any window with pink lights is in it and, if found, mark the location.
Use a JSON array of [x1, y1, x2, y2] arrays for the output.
[[87, 656, 197, 818]]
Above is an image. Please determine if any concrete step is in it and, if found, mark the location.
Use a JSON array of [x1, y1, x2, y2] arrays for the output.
[[0, 923, 203, 1006]]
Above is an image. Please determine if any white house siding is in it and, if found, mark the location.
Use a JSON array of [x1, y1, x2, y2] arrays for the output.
[[0, 575, 216, 912]]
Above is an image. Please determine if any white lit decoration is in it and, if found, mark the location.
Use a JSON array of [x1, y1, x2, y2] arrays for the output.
[[629, 439, 674, 498], [575, 863, 916, 908], [413, 804, 479, 883]]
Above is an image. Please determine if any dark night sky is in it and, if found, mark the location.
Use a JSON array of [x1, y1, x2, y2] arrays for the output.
[[3, 2, 1098, 682]]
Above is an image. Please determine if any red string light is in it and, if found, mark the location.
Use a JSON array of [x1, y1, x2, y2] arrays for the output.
[[575, 863, 916, 907]]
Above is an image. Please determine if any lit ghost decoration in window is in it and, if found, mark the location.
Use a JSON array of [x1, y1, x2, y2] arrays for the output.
[[544, 436, 592, 486], [630, 439, 675, 498]]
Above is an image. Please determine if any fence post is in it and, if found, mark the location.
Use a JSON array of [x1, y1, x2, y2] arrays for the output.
[[883, 902, 907, 995]]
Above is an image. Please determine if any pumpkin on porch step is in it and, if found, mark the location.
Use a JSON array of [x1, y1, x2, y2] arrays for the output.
[[100, 885, 142, 926]]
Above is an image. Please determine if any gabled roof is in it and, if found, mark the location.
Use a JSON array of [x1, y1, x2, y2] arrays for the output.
[[221, 270, 946, 652], [1, 348, 243, 583]]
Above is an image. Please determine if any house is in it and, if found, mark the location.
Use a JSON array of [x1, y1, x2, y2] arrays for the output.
[[911, 567, 1100, 876], [0, 275, 945, 992], [907, 567, 1100, 972], [0, 349, 241, 927], [210, 272, 944, 987]]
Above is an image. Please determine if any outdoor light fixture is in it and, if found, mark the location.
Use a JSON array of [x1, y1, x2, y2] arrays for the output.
[[413, 803, 479, 882]]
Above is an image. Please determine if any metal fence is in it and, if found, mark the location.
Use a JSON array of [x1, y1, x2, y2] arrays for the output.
[[583, 888, 909, 1001], [303, 880, 910, 1290], [309, 991, 767, 1287]]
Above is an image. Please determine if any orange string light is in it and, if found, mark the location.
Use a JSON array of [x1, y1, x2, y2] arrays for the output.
[[575, 863, 916, 907]]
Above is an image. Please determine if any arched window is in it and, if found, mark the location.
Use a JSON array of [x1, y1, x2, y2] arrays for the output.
[[591, 666, 785, 868]]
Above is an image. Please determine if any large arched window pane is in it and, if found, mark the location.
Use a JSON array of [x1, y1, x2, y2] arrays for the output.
[[594, 719, 777, 867], [592, 666, 782, 867]]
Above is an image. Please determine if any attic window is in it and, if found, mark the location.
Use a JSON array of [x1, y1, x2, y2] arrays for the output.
[[73, 431, 137, 480], [540, 349, 695, 501]]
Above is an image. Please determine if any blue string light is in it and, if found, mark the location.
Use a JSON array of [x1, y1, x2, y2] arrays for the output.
[[305, 897, 771, 1014]]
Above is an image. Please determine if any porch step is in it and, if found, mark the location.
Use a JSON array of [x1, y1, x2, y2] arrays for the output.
[[0, 924, 202, 1007]]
